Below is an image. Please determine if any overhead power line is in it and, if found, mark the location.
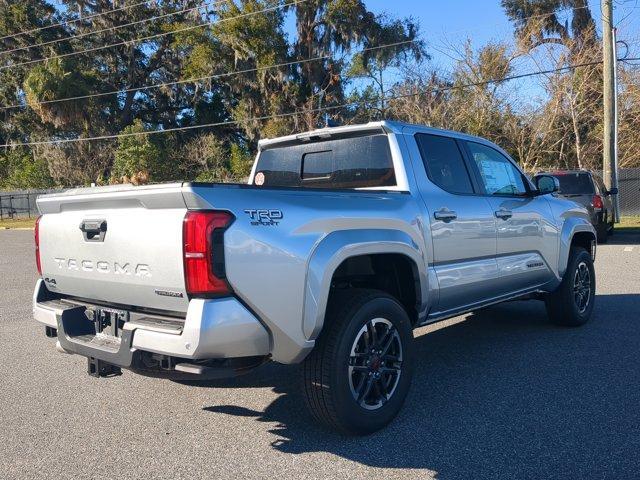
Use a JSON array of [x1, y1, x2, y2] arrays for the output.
[[0, 4, 606, 111], [4, 57, 638, 149], [2, 3, 590, 60], [4, 2, 634, 73], [0, 38, 418, 111], [0, 0, 305, 72], [0, 0, 224, 57], [0, 2, 595, 72]]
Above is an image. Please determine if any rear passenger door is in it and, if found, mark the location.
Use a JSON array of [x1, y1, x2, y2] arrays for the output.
[[412, 133, 498, 316], [462, 141, 558, 295]]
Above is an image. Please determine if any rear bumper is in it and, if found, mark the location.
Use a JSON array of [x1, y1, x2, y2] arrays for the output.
[[32, 279, 271, 366]]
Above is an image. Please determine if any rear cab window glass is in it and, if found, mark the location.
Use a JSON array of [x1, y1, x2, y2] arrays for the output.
[[466, 141, 527, 196], [549, 173, 596, 195], [302, 151, 332, 180], [415, 133, 474, 194], [254, 134, 396, 189]]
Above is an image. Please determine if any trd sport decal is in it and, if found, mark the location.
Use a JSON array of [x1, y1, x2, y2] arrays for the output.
[[244, 209, 283, 226]]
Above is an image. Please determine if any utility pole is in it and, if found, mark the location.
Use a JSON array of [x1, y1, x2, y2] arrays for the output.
[[602, 0, 619, 221], [612, 27, 621, 220]]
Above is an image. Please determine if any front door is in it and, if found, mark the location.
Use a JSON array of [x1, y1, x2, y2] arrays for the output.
[[462, 140, 558, 295]]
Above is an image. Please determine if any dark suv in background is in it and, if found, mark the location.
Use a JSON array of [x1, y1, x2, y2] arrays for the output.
[[533, 170, 618, 243]]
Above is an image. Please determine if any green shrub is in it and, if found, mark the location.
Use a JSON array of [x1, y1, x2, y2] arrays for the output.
[[0, 148, 54, 189], [111, 120, 165, 182], [229, 144, 253, 179]]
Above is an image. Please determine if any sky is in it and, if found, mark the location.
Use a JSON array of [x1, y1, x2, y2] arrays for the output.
[[323, 0, 640, 105], [365, 0, 640, 60]]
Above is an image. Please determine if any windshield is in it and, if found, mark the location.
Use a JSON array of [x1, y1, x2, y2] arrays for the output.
[[549, 173, 595, 195], [254, 134, 396, 189]]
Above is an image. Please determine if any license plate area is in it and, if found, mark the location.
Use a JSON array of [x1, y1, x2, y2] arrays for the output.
[[87, 307, 129, 338]]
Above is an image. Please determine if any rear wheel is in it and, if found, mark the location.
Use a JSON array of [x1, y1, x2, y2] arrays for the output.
[[596, 223, 609, 243], [301, 289, 414, 435], [545, 246, 595, 327]]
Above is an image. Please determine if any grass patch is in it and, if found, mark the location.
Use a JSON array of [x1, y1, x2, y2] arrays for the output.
[[618, 216, 640, 233], [0, 217, 36, 229]]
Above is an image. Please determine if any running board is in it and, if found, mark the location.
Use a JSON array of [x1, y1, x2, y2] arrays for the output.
[[418, 288, 547, 327]]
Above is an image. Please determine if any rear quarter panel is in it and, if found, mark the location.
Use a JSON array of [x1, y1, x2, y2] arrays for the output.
[[183, 185, 428, 363]]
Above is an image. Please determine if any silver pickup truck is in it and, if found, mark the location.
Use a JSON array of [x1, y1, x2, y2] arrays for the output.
[[33, 121, 597, 435]]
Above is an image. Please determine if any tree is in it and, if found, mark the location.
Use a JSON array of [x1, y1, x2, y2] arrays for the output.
[[208, 0, 293, 144], [293, 0, 422, 129], [618, 66, 640, 168], [0, 0, 433, 188], [0, 0, 67, 147], [347, 14, 425, 118], [387, 41, 519, 153], [111, 120, 164, 183], [501, 0, 597, 57], [0, 147, 54, 189], [229, 143, 253, 179], [23, 58, 97, 129], [502, 0, 603, 170], [178, 133, 232, 182]]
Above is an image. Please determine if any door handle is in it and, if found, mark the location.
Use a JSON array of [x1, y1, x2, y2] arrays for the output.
[[494, 209, 513, 220], [434, 209, 457, 222], [79, 219, 107, 241]]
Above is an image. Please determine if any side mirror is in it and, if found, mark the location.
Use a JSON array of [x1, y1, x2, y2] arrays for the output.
[[534, 175, 559, 195], [606, 187, 619, 196]]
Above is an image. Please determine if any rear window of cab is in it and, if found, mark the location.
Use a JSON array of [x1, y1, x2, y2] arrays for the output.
[[550, 173, 595, 195], [253, 134, 396, 189]]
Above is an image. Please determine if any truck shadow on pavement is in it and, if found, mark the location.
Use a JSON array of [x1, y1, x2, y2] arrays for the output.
[[200, 294, 640, 478], [605, 231, 640, 246]]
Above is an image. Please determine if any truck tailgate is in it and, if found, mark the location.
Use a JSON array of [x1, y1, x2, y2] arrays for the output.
[[37, 183, 190, 313]]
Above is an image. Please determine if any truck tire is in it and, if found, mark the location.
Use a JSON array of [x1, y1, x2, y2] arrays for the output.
[[596, 223, 608, 244], [301, 289, 414, 435], [545, 246, 595, 327]]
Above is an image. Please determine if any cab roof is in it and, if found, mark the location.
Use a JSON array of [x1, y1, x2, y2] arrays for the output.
[[257, 120, 495, 150]]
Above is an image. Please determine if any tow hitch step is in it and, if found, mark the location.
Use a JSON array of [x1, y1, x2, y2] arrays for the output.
[[87, 357, 122, 378]]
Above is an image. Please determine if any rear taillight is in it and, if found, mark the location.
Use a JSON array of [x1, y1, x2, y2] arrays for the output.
[[183, 211, 233, 296], [35, 216, 42, 276], [592, 194, 603, 210]]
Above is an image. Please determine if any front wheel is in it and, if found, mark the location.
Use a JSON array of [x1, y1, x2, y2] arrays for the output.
[[301, 289, 414, 435], [545, 246, 596, 327]]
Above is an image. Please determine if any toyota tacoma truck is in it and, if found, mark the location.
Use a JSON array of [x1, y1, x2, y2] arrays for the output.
[[33, 121, 597, 435]]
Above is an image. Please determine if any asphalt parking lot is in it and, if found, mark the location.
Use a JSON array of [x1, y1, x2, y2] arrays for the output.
[[1, 229, 639, 480]]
